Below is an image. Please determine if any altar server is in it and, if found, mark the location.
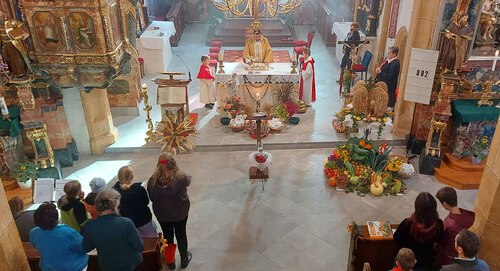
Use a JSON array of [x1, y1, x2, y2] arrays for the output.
[[299, 47, 316, 106], [197, 55, 216, 109]]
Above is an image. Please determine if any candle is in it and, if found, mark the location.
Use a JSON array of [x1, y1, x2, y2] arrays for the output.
[[292, 52, 297, 63], [0, 97, 8, 116], [256, 92, 261, 101], [218, 51, 223, 62], [493, 50, 499, 71]]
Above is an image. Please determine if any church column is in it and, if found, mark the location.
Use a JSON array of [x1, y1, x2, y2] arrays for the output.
[[376, 0, 392, 65], [80, 89, 118, 154], [0, 183, 31, 271], [392, 0, 443, 136], [471, 117, 500, 269]]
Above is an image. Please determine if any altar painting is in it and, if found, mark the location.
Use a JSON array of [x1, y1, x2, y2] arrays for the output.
[[69, 12, 96, 51], [32, 12, 63, 51], [109, 4, 122, 45]]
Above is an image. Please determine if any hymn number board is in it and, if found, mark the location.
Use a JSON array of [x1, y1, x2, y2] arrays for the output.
[[404, 48, 440, 105]]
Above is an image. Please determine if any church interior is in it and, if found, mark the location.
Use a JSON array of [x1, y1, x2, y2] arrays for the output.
[[1, 0, 500, 270]]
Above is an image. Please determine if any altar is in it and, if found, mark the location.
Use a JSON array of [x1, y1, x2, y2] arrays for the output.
[[137, 21, 176, 75], [215, 62, 300, 113]]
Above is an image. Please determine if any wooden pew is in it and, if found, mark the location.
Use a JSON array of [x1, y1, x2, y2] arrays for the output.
[[348, 223, 399, 271], [24, 237, 162, 271]]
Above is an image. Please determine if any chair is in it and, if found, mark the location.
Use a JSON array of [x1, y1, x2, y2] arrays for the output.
[[294, 30, 315, 56], [352, 51, 373, 80]]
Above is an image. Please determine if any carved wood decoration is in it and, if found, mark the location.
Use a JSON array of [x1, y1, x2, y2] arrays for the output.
[[18, 0, 140, 89]]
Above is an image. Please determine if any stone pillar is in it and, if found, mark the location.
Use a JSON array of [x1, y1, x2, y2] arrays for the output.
[[108, 58, 141, 116], [0, 182, 31, 271], [63, 88, 92, 154], [80, 89, 118, 154], [392, 0, 443, 136], [470, 117, 500, 269], [376, 0, 393, 65]]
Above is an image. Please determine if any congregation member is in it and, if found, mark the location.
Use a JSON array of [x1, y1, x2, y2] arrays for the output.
[[436, 186, 475, 267], [8, 196, 35, 242], [57, 180, 90, 232], [83, 189, 144, 271], [197, 55, 216, 109], [243, 28, 274, 64], [391, 248, 417, 271], [340, 22, 361, 73], [148, 152, 192, 269], [84, 177, 106, 219], [440, 230, 489, 271], [375, 46, 400, 112], [30, 202, 88, 271], [394, 192, 444, 271], [299, 47, 316, 106], [113, 165, 157, 237]]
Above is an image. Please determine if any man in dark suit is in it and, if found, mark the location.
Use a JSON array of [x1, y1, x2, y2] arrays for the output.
[[376, 46, 400, 111]]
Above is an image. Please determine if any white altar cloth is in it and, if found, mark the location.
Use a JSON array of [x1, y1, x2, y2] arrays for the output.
[[332, 22, 366, 65], [137, 21, 176, 75], [215, 62, 300, 113], [215, 62, 300, 84]]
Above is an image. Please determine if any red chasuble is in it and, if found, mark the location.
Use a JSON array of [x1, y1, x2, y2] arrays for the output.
[[299, 58, 316, 102], [197, 64, 214, 79]]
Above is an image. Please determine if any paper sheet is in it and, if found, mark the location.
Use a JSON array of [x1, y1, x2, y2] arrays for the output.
[[33, 178, 55, 204]]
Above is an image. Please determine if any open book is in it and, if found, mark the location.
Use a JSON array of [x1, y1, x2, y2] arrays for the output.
[[367, 221, 393, 239], [33, 178, 73, 203]]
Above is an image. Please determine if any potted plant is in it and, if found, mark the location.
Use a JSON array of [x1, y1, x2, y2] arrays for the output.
[[470, 136, 490, 164], [219, 95, 245, 119], [11, 161, 38, 189]]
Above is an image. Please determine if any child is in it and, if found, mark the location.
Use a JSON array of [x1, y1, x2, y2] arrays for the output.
[[392, 248, 416, 271], [84, 177, 106, 219], [435, 186, 475, 267], [196, 55, 216, 109], [112, 165, 157, 237], [299, 47, 316, 106], [57, 180, 90, 232]]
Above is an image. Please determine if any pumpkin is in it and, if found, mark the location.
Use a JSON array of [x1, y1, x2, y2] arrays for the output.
[[328, 177, 337, 187], [370, 181, 384, 196]]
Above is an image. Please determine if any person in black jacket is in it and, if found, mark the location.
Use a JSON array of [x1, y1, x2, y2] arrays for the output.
[[340, 22, 361, 72], [394, 192, 444, 271], [113, 165, 157, 237], [376, 46, 401, 111]]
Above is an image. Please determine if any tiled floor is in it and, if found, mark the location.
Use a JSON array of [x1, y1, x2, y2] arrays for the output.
[[60, 24, 478, 270]]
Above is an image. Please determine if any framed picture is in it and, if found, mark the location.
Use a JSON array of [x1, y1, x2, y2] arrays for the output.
[[68, 12, 97, 51], [109, 4, 122, 45], [32, 12, 63, 51]]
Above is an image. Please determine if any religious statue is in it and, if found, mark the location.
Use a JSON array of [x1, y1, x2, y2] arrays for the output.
[[479, 0, 497, 41], [440, 13, 474, 71], [243, 28, 274, 64], [0, 15, 30, 77]]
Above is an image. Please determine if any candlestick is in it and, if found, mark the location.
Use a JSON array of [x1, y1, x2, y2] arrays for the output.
[[493, 50, 499, 71], [218, 51, 223, 62], [256, 92, 261, 101]]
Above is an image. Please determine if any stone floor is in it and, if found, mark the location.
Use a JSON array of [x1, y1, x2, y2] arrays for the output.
[[59, 24, 479, 270]]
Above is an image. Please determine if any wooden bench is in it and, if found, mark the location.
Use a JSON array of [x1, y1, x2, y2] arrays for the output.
[[24, 237, 162, 271]]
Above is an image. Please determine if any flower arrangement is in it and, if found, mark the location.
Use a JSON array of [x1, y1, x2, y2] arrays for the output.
[[342, 68, 356, 96], [219, 95, 245, 118], [283, 99, 299, 117], [273, 104, 289, 121], [11, 161, 38, 183], [470, 136, 490, 161]]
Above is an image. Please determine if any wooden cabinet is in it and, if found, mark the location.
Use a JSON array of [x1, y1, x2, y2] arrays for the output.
[[315, 0, 337, 47], [166, 1, 185, 47]]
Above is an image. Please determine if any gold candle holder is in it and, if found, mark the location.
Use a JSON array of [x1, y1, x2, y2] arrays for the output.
[[142, 84, 155, 143], [291, 52, 297, 74], [218, 51, 225, 74]]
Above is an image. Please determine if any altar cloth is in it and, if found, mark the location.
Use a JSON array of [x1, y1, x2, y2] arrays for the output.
[[452, 99, 500, 123]]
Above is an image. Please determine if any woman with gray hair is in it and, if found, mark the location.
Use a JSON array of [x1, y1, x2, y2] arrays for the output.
[[82, 189, 144, 271]]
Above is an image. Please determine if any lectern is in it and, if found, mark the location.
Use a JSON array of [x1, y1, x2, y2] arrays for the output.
[[153, 72, 191, 122]]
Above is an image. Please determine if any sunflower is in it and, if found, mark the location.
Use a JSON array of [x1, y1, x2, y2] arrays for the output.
[[482, 137, 488, 144]]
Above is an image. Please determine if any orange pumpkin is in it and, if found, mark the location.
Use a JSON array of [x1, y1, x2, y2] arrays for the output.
[[328, 177, 337, 187], [365, 144, 372, 150]]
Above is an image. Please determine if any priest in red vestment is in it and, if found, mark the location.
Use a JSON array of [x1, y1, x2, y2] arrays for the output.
[[299, 47, 316, 106]]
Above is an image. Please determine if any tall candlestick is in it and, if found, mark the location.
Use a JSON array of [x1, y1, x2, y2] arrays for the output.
[[256, 92, 261, 101], [493, 50, 499, 71], [292, 52, 297, 63], [218, 51, 223, 62]]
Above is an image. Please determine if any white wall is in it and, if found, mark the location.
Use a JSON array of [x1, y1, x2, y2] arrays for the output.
[[385, 0, 415, 53], [62, 88, 91, 154]]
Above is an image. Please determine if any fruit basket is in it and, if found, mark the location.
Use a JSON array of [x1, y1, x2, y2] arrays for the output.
[[249, 151, 272, 171], [254, 152, 268, 163]]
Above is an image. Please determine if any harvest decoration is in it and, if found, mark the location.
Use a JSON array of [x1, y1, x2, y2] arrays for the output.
[[156, 114, 198, 155], [219, 95, 245, 118], [323, 138, 406, 197]]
